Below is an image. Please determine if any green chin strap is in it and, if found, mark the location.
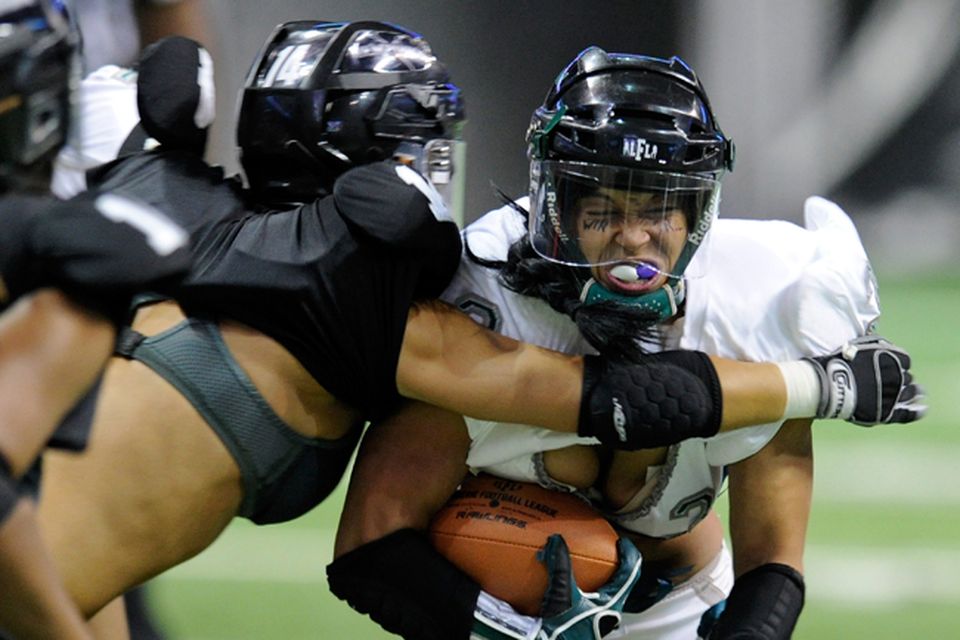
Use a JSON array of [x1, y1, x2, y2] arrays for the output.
[[579, 277, 685, 322]]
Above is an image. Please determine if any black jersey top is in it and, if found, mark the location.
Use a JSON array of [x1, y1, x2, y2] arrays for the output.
[[1, 190, 190, 452], [0, 190, 190, 319], [91, 151, 462, 421]]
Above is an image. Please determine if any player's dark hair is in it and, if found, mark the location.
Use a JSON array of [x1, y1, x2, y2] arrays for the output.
[[464, 193, 659, 362]]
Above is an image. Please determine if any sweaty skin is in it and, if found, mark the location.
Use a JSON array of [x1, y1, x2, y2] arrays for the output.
[[39, 297, 793, 620], [0, 290, 112, 640]]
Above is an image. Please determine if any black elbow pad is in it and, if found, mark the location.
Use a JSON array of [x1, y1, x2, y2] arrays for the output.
[[578, 351, 722, 450], [327, 529, 480, 640]]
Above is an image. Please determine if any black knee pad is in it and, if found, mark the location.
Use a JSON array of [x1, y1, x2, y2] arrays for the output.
[[327, 529, 480, 640], [578, 350, 722, 449]]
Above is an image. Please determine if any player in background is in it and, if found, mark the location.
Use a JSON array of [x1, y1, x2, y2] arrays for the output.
[[34, 25, 919, 638], [65, 0, 212, 75], [329, 47, 925, 640], [0, 2, 189, 638]]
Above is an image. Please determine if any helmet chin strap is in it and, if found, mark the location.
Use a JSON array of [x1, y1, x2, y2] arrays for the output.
[[579, 277, 685, 322]]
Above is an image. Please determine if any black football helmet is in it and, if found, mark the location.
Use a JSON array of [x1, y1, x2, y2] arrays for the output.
[[526, 47, 734, 283], [237, 20, 465, 205], [0, 0, 75, 192]]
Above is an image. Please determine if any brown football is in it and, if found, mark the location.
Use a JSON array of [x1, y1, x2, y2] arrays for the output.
[[428, 473, 619, 616]]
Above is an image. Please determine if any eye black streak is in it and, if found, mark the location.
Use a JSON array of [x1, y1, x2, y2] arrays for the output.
[[582, 219, 610, 232]]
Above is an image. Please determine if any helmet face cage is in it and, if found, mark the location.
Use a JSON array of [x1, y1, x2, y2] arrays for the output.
[[0, 0, 75, 187], [529, 160, 720, 279], [526, 47, 732, 281], [237, 20, 465, 203]]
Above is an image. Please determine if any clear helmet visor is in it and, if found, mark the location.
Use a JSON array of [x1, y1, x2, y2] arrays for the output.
[[529, 160, 720, 285], [394, 138, 467, 225]]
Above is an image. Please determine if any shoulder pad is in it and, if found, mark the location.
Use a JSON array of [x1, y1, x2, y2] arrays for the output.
[[333, 161, 459, 251]]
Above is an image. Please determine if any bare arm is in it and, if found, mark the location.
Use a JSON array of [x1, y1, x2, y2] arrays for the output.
[[334, 400, 470, 558], [397, 301, 583, 433], [135, 0, 212, 50], [397, 301, 790, 436], [728, 419, 813, 573], [708, 418, 814, 638]]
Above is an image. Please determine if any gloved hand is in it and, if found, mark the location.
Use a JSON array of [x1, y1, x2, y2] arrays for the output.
[[537, 534, 642, 639], [806, 335, 926, 425], [696, 600, 726, 639], [472, 534, 642, 640]]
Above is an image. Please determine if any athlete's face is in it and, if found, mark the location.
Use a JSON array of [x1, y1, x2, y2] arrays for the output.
[[574, 187, 688, 296]]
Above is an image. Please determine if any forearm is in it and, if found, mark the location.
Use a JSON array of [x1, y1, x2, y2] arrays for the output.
[[0, 500, 93, 640], [330, 400, 479, 639], [136, 0, 211, 49], [711, 358, 788, 432]]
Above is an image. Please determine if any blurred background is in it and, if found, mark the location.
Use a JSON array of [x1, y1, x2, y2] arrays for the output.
[[198, 0, 960, 277], [75, 0, 960, 638]]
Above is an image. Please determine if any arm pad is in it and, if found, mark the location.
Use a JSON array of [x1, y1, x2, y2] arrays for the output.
[[578, 351, 723, 450], [327, 529, 481, 640], [705, 563, 805, 640]]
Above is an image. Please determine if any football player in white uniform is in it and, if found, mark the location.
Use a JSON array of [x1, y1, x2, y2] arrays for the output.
[[331, 47, 925, 640]]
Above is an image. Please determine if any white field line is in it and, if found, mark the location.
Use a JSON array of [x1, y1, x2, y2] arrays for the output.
[[155, 438, 960, 609], [805, 544, 960, 605], [813, 440, 960, 505], [157, 525, 960, 606]]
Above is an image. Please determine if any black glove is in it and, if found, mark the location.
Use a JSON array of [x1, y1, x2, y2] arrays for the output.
[[806, 335, 925, 425]]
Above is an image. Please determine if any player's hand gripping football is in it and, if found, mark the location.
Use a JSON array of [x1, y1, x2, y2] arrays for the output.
[[471, 534, 642, 640], [806, 335, 926, 425], [534, 534, 642, 639]]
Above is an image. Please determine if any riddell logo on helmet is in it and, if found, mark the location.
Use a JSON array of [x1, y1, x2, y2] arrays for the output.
[[622, 136, 658, 162], [546, 190, 568, 241]]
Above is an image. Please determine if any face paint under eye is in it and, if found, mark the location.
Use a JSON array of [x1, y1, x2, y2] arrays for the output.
[[582, 217, 611, 232], [629, 210, 685, 234]]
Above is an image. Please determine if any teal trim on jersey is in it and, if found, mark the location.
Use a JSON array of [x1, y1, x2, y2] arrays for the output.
[[579, 277, 684, 321]]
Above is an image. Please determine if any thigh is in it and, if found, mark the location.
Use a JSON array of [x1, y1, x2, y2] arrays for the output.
[[37, 355, 243, 617]]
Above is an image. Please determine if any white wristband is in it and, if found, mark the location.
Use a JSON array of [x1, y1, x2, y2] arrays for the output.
[[776, 360, 822, 420], [473, 590, 542, 640]]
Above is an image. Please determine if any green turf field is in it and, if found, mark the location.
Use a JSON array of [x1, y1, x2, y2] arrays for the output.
[[148, 274, 960, 639]]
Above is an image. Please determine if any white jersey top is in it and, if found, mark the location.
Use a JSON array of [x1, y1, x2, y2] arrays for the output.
[[442, 196, 879, 538], [50, 65, 143, 199]]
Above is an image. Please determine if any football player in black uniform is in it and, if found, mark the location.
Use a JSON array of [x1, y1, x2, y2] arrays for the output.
[[0, 2, 189, 638], [31, 22, 921, 638]]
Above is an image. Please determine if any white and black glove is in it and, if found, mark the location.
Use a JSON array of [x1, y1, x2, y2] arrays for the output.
[[806, 335, 925, 425]]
